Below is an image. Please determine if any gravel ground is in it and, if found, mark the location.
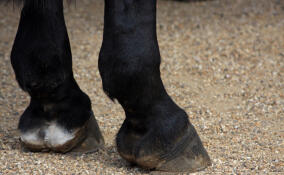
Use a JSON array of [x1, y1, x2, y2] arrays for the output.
[[0, 0, 283, 174]]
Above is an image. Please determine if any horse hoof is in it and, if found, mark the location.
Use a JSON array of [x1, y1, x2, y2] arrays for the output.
[[155, 128, 211, 172], [133, 133, 211, 173], [137, 127, 211, 173], [117, 118, 211, 173], [20, 114, 104, 153], [71, 116, 104, 153]]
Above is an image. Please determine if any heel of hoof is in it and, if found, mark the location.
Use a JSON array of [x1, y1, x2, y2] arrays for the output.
[[19, 129, 48, 152], [20, 114, 104, 153]]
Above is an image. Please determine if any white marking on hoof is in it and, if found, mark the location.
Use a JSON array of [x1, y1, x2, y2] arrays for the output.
[[20, 130, 45, 146], [44, 122, 75, 147]]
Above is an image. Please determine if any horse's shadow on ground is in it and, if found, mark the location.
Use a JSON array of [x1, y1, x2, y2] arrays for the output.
[[4, 135, 149, 174], [68, 144, 152, 174], [3, 129, 182, 174], [67, 145, 178, 175]]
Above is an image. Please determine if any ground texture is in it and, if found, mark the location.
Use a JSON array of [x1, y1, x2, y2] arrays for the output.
[[0, 0, 283, 174]]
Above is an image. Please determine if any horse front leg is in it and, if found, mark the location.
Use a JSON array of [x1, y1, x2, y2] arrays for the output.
[[11, 0, 104, 153], [99, 0, 211, 172]]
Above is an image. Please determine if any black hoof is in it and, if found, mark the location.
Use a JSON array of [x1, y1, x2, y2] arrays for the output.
[[116, 101, 211, 173], [71, 115, 104, 153], [154, 127, 211, 172], [119, 125, 211, 172]]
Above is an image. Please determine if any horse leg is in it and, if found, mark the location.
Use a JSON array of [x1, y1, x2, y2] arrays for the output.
[[11, 0, 104, 153], [99, 0, 210, 172]]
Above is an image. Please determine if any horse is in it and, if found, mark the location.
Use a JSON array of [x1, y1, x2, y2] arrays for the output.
[[2, 0, 211, 172]]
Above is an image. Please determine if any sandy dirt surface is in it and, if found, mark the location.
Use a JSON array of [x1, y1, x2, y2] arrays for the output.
[[0, 0, 283, 174]]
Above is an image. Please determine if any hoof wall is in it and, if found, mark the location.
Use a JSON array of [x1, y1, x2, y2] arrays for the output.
[[71, 116, 104, 153], [131, 127, 211, 173], [156, 149, 211, 172], [156, 128, 211, 172]]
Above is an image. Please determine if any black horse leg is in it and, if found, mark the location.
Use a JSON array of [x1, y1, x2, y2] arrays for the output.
[[99, 0, 211, 172], [11, 0, 104, 153]]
